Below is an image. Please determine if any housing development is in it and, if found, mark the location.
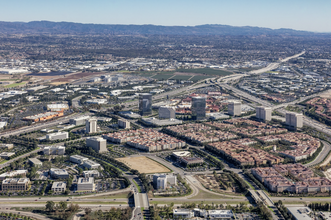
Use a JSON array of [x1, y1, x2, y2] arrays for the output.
[[1, 22, 331, 220]]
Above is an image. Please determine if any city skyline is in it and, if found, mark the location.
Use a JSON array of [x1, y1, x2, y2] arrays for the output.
[[0, 0, 331, 33]]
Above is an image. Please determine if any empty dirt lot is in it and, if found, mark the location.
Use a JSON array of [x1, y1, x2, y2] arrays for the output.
[[117, 156, 170, 174]]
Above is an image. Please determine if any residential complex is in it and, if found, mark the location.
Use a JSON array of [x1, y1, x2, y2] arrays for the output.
[[252, 164, 331, 193], [103, 129, 185, 151]]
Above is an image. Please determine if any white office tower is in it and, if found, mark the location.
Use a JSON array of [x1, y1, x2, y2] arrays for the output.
[[86, 118, 97, 133], [43, 146, 65, 155], [153, 173, 177, 189], [86, 137, 107, 153], [256, 106, 272, 121], [228, 101, 241, 116], [159, 106, 176, 119], [286, 112, 303, 128]]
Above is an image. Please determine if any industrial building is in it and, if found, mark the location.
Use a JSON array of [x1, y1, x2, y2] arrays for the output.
[[51, 182, 67, 193], [43, 146, 65, 155], [28, 158, 42, 167], [23, 112, 64, 122], [46, 132, 69, 140], [77, 177, 95, 191], [153, 173, 177, 190], [191, 97, 206, 120], [286, 113, 303, 128], [83, 170, 100, 178], [139, 93, 152, 116], [228, 101, 242, 116], [1, 178, 30, 191], [70, 155, 88, 164], [158, 106, 176, 119], [83, 160, 101, 169], [86, 118, 97, 133], [69, 115, 90, 126], [86, 137, 107, 153], [49, 168, 69, 179], [118, 119, 130, 129], [256, 106, 272, 121]]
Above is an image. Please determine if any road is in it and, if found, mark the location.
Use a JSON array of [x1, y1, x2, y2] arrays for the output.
[[305, 141, 331, 167]]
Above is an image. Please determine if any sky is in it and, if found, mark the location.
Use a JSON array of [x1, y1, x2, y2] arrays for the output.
[[0, 0, 330, 32]]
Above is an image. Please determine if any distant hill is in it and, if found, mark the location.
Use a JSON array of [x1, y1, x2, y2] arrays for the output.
[[0, 21, 324, 36]]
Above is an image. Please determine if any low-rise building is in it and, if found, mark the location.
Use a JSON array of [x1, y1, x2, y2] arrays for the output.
[[173, 209, 194, 219], [86, 137, 107, 153], [28, 158, 42, 167], [47, 104, 69, 112], [0, 144, 14, 150], [83, 170, 100, 178], [0, 152, 15, 159], [43, 146, 65, 155], [70, 155, 88, 164], [51, 181, 67, 193], [69, 116, 90, 126], [153, 173, 177, 190], [49, 168, 69, 179], [46, 132, 69, 141], [0, 170, 28, 180], [1, 178, 30, 191], [287, 207, 312, 220], [83, 160, 101, 170], [77, 177, 95, 191], [23, 112, 63, 122]]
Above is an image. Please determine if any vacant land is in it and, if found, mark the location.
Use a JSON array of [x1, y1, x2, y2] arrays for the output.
[[117, 156, 170, 173], [4, 82, 26, 88]]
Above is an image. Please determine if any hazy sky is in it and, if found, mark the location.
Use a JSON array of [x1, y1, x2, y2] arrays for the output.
[[1, 0, 330, 32]]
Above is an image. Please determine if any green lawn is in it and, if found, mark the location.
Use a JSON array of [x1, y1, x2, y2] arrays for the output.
[[170, 75, 192, 80], [4, 82, 26, 88], [151, 74, 174, 80], [133, 179, 141, 193], [190, 75, 213, 81]]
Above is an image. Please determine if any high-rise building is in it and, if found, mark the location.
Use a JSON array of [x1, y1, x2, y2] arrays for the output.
[[159, 106, 176, 119], [286, 113, 303, 128], [86, 119, 97, 133], [86, 137, 107, 153], [139, 93, 152, 116], [256, 106, 272, 121], [228, 101, 241, 116], [118, 119, 130, 129], [191, 97, 206, 120]]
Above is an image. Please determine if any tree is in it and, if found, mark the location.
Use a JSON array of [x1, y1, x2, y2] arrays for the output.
[[84, 207, 92, 216], [45, 201, 55, 212], [59, 201, 68, 212]]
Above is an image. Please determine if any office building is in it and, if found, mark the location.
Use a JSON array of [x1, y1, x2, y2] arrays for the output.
[[86, 118, 97, 134], [86, 137, 107, 153], [1, 178, 30, 191], [191, 97, 206, 120], [47, 104, 69, 112], [287, 207, 312, 220], [153, 173, 177, 190], [43, 146, 65, 155], [0, 152, 15, 160], [158, 106, 176, 119], [118, 119, 130, 129], [256, 106, 272, 121], [49, 168, 69, 179], [51, 182, 66, 193], [83, 170, 100, 178], [0, 170, 28, 180], [77, 177, 95, 191], [286, 113, 303, 128], [228, 101, 242, 116], [28, 158, 42, 167], [173, 209, 194, 219], [69, 116, 90, 126], [139, 93, 152, 116], [83, 160, 101, 169], [46, 132, 69, 141], [0, 144, 13, 150], [70, 155, 88, 164]]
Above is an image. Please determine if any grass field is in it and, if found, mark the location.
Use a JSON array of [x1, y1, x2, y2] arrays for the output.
[[170, 75, 192, 80], [190, 75, 213, 81], [175, 68, 232, 76], [116, 156, 170, 174], [151, 74, 174, 80], [4, 82, 26, 88]]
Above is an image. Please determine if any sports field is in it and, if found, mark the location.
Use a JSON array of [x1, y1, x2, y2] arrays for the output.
[[116, 156, 170, 174]]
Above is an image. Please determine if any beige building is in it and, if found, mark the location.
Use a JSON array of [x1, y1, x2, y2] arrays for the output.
[[256, 106, 272, 121], [286, 113, 303, 128], [118, 119, 130, 129], [228, 101, 241, 116], [86, 118, 97, 133], [1, 178, 30, 191], [51, 182, 66, 193], [86, 137, 107, 153]]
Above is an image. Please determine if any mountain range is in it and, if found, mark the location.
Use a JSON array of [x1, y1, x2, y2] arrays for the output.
[[0, 21, 326, 36]]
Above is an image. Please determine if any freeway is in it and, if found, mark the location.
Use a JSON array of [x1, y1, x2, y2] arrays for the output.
[[305, 141, 331, 167]]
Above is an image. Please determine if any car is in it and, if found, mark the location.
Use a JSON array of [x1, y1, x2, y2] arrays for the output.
[[35, 199, 37, 201]]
